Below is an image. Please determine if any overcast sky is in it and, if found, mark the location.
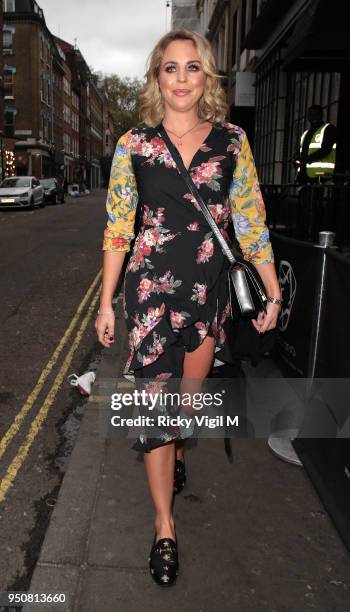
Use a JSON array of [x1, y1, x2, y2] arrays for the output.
[[38, 0, 172, 80]]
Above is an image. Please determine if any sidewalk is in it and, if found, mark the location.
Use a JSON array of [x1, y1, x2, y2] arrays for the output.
[[23, 300, 350, 612]]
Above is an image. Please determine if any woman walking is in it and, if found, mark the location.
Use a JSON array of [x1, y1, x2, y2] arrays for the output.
[[95, 29, 282, 587]]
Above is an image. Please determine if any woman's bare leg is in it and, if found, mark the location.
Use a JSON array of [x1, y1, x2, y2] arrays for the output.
[[144, 442, 176, 541], [180, 335, 215, 415], [143, 336, 215, 541], [183, 336, 215, 379], [177, 335, 215, 453]]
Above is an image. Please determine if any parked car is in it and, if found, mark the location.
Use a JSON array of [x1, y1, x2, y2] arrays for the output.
[[39, 178, 65, 204], [0, 176, 44, 209]]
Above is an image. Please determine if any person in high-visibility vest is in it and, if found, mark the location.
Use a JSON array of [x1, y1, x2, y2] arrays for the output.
[[294, 105, 337, 184]]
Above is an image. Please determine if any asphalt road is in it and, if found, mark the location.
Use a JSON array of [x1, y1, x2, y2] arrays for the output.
[[0, 190, 112, 595]]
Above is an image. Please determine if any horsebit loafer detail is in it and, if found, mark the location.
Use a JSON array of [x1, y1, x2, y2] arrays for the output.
[[149, 534, 179, 586], [173, 459, 186, 495]]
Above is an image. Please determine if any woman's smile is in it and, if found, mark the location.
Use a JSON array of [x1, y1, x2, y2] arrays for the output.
[[173, 89, 191, 96]]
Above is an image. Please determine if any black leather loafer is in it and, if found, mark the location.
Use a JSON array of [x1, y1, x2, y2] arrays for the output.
[[148, 532, 179, 586]]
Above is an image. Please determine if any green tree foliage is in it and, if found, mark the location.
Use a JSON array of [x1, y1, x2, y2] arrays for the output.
[[104, 74, 145, 137]]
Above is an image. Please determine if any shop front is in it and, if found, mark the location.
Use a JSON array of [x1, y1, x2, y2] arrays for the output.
[[14, 140, 52, 178]]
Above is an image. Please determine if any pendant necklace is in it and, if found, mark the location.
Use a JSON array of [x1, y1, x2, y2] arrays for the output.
[[163, 119, 203, 147]]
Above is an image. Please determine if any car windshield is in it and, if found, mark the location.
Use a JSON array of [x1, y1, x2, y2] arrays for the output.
[[1, 178, 31, 188], [40, 179, 56, 187]]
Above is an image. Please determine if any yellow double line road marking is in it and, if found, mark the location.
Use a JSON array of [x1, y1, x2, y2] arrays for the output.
[[0, 270, 102, 503]]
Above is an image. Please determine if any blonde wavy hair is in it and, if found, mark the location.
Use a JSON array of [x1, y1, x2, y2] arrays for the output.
[[139, 29, 228, 127]]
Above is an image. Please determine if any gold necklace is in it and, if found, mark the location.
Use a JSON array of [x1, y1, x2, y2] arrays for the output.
[[163, 119, 203, 147]]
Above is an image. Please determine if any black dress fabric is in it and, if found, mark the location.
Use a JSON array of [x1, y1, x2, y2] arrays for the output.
[[102, 120, 274, 452]]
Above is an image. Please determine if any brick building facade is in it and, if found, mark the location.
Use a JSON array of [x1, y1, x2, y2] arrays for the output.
[[3, 0, 55, 177], [0, 0, 5, 178], [52, 42, 64, 179], [54, 37, 77, 184], [2, 0, 115, 185], [89, 76, 103, 188], [99, 85, 116, 187]]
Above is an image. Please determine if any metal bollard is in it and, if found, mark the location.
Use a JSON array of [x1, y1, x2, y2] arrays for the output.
[[318, 231, 335, 248], [307, 231, 336, 382], [267, 231, 336, 465]]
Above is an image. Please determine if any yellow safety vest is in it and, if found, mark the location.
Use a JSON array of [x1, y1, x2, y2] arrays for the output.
[[300, 123, 336, 178]]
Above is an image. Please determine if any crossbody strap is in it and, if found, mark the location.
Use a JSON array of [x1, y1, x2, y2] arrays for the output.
[[157, 125, 236, 265]]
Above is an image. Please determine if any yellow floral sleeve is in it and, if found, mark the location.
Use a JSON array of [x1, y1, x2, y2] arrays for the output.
[[102, 129, 139, 252], [229, 131, 274, 264]]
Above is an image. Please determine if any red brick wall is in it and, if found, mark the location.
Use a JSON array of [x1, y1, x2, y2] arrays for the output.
[[0, 1, 4, 136], [12, 22, 40, 136]]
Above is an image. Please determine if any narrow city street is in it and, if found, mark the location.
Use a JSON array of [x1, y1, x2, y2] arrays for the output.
[[0, 190, 109, 594]]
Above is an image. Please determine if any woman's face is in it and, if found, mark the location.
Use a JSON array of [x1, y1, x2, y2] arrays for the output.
[[158, 39, 206, 114]]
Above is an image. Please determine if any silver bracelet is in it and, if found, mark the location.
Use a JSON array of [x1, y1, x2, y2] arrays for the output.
[[97, 309, 115, 315], [266, 296, 283, 306]]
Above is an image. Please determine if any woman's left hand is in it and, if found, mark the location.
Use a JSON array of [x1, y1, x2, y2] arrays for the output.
[[251, 302, 281, 334]]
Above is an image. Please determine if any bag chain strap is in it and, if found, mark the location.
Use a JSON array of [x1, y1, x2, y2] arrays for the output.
[[158, 125, 237, 266]]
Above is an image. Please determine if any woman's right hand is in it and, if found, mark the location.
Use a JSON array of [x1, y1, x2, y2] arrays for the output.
[[95, 311, 116, 348]]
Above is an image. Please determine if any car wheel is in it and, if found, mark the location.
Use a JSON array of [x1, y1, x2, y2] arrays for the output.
[[39, 197, 45, 208], [29, 197, 35, 210], [52, 194, 57, 205], [61, 195, 65, 203]]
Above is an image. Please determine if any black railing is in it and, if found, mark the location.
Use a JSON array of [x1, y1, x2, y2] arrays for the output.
[[262, 182, 350, 254]]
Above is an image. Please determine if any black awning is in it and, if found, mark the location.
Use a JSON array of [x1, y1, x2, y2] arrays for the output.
[[245, 0, 350, 69], [282, 0, 350, 70], [14, 141, 51, 153], [244, 0, 294, 49]]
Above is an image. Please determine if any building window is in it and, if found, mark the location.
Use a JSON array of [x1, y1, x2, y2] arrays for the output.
[[53, 73, 62, 91], [72, 138, 79, 158], [254, 46, 287, 184], [71, 111, 79, 132], [46, 42, 51, 66], [40, 74, 49, 103], [64, 104, 71, 124], [63, 132, 71, 154], [5, 108, 16, 137], [240, 0, 247, 51], [72, 91, 79, 110], [3, 27, 15, 53], [4, 65, 16, 97], [41, 116, 50, 141], [217, 23, 226, 72], [4, 0, 15, 12], [231, 12, 238, 68], [280, 70, 340, 182], [63, 76, 71, 96]]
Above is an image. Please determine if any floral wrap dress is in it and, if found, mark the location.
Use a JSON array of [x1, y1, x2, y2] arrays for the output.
[[102, 121, 274, 452]]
